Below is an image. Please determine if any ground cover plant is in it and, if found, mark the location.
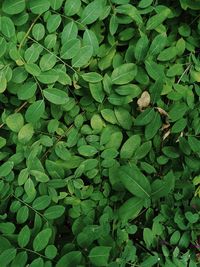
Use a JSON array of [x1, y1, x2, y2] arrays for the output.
[[1, 0, 200, 266]]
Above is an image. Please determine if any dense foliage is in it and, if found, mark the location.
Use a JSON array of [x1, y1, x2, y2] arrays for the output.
[[1, 0, 200, 266]]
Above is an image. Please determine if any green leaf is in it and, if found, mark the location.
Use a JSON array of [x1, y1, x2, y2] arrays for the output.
[[114, 107, 132, 130], [78, 145, 98, 157], [60, 39, 80, 60], [32, 23, 45, 41], [145, 59, 165, 80], [47, 14, 62, 33], [145, 112, 162, 140], [39, 54, 57, 71], [37, 70, 59, 84], [115, 4, 143, 26], [120, 135, 141, 159], [6, 113, 24, 132], [30, 170, 49, 182], [149, 33, 167, 56], [146, 7, 171, 30], [80, 0, 102, 25], [64, 0, 81, 16], [18, 123, 34, 144], [118, 197, 144, 222], [135, 141, 152, 160], [89, 82, 105, 103], [43, 88, 69, 105], [134, 35, 149, 62], [25, 100, 45, 123], [89, 246, 111, 266], [16, 206, 29, 224], [17, 82, 37, 100], [32, 195, 51, 210], [171, 118, 187, 133], [157, 47, 177, 61], [24, 178, 36, 198], [82, 72, 103, 83], [1, 16, 15, 38], [56, 251, 82, 267], [0, 161, 14, 177], [33, 228, 52, 252], [18, 225, 31, 248], [0, 222, 15, 234], [2, 0, 25, 15], [44, 205, 65, 220], [0, 248, 16, 267], [119, 165, 151, 198], [29, 0, 50, 14], [111, 63, 137, 85], [134, 108, 156, 126], [72, 46, 93, 68]]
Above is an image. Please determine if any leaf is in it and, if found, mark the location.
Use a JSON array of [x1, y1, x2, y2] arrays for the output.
[[25, 100, 45, 123], [119, 165, 151, 198], [24, 178, 36, 198], [171, 118, 187, 133], [120, 135, 141, 159], [157, 47, 177, 61], [0, 16, 15, 38], [33, 228, 52, 252], [72, 46, 93, 68], [2, 0, 25, 15], [81, 72, 103, 83], [89, 246, 111, 267], [149, 79, 163, 104], [56, 251, 82, 267], [0, 161, 14, 177], [114, 107, 132, 130], [17, 82, 37, 100], [115, 4, 143, 26], [134, 141, 152, 160], [16, 206, 29, 224], [6, 113, 24, 132], [60, 39, 80, 60], [134, 108, 156, 126], [39, 54, 57, 71], [78, 145, 98, 157], [151, 171, 175, 199], [83, 29, 99, 56], [18, 123, 34, 144], [64, 0, 81, 16], [80, 0, 102, 25], [30, 170, 49, 182], [18, 225, 31, 248], [146, 7, 171, 30], [134, 35, 149, 62], [0, 248, 16, 267], [145, 59, 165, 80], [43, 88, 69, 105], [32, 195, 51, 210], [89, 82, 105, 103], [118, 197, 144, 222], [149, 33, 167, 56], [47, 14, 62, 33], [29, 0, 50, 14], [44, 205, 65, 220], [145, 112, 162, 140], [37, 70, 59, 84], [111, 63, 137, 85]]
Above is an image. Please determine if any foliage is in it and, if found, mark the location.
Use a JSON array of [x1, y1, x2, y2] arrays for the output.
[[0, 0, 200, 266]]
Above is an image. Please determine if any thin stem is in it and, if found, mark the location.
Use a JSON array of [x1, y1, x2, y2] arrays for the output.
[[177, 63, 192, 84], [28, 36, 77, 74], [17, 247, 49, 260], [11, 194, 49, 223], [18, 14, 41, 51]]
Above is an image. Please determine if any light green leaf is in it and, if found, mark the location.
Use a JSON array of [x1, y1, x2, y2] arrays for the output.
[[118, 197, 144, 222], [0, 161, 14, 177], [30, 170, 49, 183], [25, 100, 45, 123], [60, 39, 80, 60], [72, 46, 93, 68], [111, 63, 137, 85], [64, 0, 81, 16], [78, 145, 98, 157], [2, 0, 25, 15], [56, 251, 82, 267], [1, 16, 15, 38], [6, 113, 24, 132], [146, 7, 171, 30], [89, 246, 111, 267], [43, 88, 69, 105], [82, 72, 103, 83], [80, 0, 102, 25], [29, 0, 50, 14], [18, 123, 34, 144], [89, 82, 105, 103], [32, 195, 51, 211]]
